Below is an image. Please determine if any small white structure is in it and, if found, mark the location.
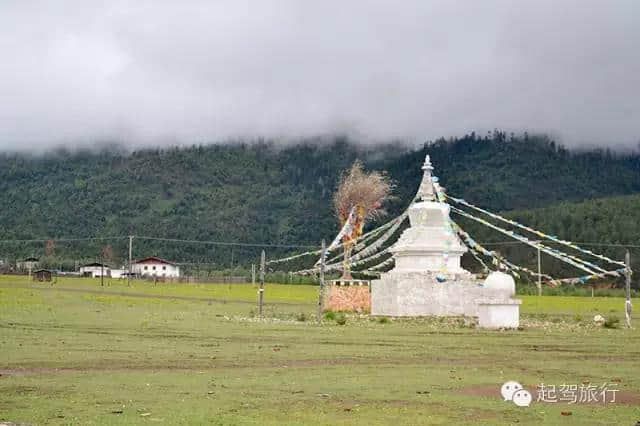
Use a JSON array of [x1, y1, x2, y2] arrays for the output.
[[477, 272, 520, 328], [133, 256, 180, 278], [484, 271, 516, 296], [79, 262, 111, 278], [477, 299, 521, 329]]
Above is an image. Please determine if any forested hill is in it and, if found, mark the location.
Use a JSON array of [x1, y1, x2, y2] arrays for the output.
[[456, 193, 640, 281], [2, 132, 640, 267]]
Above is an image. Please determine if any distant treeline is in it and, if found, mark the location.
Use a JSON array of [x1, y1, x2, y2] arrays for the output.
[[1, 132, 640, 286]]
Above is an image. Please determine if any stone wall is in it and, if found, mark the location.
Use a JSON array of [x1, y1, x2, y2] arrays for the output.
[[325, 285, 371, 313]]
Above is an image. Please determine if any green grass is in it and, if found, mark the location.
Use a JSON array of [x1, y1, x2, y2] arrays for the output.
[[1, 276, 639, 425], [520, 295, 636, 316], [3, 275, 636, 315], [0, 275, 316, 304]]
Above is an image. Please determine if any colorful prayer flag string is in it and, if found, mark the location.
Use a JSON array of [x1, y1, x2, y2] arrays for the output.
[[446, 194, 626, 268]]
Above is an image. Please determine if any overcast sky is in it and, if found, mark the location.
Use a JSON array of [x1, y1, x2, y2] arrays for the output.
[[1, 1, 638, 151]]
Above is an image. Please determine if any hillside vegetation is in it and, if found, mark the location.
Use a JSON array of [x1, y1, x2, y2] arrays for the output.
[[458, 193, 640, 284], [1, 132, 640, 278]]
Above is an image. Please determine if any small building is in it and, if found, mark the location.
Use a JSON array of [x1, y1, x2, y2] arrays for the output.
[[110, 268, 136, 279], [79, 262, 111, 278], [119, 271, 139, 279], [33, 269, 52, 282], [120, 271, 140, 280], [133, 256, 180, 278], [110, 269, 125, 279], [17, 257, 39, 272]]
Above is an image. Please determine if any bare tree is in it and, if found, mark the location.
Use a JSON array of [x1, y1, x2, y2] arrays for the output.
[[45, 239, 55, 257], [102, 244, 114, 264], [333, 160, 394, 279]]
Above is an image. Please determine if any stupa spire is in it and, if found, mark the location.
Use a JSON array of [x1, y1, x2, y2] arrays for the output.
[[417, 154, 435, 201]]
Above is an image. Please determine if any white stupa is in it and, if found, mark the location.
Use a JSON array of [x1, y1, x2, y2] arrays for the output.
[[390, 156, 468, 275], [371, 154, 521, 323]]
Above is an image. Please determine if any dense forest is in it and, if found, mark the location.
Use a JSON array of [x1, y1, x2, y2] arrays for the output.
[[1, 132, 640, 284]]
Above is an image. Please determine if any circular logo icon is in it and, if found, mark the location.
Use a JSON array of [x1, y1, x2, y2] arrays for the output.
[[512, 389, 532, 407], [501, 381, 523, 401]]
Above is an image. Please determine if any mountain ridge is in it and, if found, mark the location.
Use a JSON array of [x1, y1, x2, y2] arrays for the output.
[[1, 133, 640, 271]]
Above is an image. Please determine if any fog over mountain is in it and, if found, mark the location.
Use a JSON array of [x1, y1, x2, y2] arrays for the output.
[[1, 1, 639, 151]]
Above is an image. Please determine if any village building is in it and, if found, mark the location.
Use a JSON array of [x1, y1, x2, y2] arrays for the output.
[[33, 269, 53, 282], [17, 257, 39, 272], [110, 268, 127, 279], [133, 256, 180, 278], [79, 262, 111, 278]]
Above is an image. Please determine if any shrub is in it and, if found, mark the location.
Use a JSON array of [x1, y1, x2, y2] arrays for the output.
[[377, 316, 390, 324], [604, 315, 620, 329], [324, 311, 336, 321], [335, 313, 347, 325], [296, 312, 307, 322]]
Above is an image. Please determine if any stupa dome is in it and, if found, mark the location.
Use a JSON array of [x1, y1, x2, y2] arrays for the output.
[[484, 271, 515, 296]]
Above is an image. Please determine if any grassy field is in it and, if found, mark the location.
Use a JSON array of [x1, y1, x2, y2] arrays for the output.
[[1, 276, 639, 425]]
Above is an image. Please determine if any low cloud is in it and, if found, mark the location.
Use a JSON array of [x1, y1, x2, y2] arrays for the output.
[[1, 1, 639, 150]]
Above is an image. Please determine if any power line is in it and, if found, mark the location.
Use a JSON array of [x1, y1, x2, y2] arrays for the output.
[[0, 234, 636, 249], [478, 240, 640, 248], [478, 241, 531, 246], [0, 235, 318, 248], [570, 242, 640, 248], [0, 236, 128, 243], [134, 236, 319, 249]]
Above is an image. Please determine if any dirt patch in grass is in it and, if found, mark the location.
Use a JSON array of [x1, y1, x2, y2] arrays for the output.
[[459, 384, 502, 399], [459, 384, 640, 405], [0, 354, 499, 377], [0, 385, 39, 394]]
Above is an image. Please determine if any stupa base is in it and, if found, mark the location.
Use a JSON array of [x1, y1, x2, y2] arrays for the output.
[[324, 283, 371, 313], [371, 271, 513, 317]]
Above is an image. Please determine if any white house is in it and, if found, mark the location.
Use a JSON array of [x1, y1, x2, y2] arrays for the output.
[[17, 257, 39, 273], [133, 256, 180, 278], [79, 262, 111, 278]]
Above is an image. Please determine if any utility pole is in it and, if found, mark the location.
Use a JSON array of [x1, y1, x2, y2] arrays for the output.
[[258, 251, 265, 317], [537, 245, 542, 297], [625, 250, 632, 328], [251, 264, 256, 287], [128, 235, 133, 287], [317, 239, 326, 324], [100, 254, 104, 287]]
